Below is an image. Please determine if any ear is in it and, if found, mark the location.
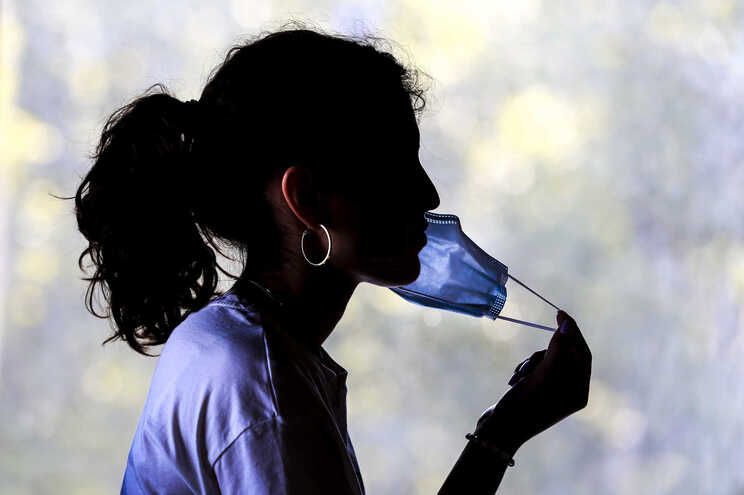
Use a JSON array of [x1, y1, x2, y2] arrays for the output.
[[281, 165, 319, 229]]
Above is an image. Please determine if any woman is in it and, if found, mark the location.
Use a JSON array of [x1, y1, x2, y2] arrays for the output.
[[73, 21, 591, 494]]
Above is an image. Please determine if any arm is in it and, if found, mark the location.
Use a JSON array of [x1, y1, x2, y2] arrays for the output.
[[439, 310, 592, 495], [437, 404, 522, 495], [212, 415, 356, 494]]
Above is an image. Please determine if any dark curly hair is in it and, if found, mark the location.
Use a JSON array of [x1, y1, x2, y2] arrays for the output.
[[67, 20, 432, 357]]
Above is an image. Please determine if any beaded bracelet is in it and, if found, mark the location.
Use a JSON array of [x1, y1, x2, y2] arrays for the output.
[[465, 432, 516, 467]]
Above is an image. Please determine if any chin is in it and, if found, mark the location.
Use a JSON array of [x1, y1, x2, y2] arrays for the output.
[[384, 251, 422, 287], [361, 246, 423, 287]]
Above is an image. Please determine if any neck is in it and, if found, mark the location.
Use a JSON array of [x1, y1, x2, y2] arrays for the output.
[[232, 258, 358, 349]]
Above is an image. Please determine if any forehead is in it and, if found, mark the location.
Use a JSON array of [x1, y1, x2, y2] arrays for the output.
[[322, 92, 420, 189], [381, 90, 419, 130], [366, 95, 420, 149]]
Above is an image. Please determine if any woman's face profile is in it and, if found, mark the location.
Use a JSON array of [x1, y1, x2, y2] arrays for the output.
[[320, 101, 441, 289]]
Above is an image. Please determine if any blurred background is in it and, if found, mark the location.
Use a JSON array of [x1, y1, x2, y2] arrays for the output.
[[2, 0, 744, 493]]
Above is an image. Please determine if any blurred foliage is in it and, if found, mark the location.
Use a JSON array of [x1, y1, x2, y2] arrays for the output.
[[2, 0, 744, 493]]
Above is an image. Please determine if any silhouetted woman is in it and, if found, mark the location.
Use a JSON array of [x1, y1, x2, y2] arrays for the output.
[[73, 21, 591, 495]]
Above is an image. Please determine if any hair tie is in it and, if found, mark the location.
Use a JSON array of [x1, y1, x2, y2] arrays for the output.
[[180, 99, 201, 152]]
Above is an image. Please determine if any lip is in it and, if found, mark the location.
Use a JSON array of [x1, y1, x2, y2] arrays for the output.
[[416, 231, 428, 247], [404, 217, 429, 248], [411, 217, 428, 235], [407, 230, 427, 250]]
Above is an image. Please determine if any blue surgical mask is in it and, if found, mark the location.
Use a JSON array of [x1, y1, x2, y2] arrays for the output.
[[389, 211, 560, 332]]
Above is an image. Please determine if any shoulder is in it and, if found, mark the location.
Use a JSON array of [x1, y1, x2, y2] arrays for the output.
[[139, 293, 281, 464], [158, 294, 273, 395], [166, 293, 268, 365]]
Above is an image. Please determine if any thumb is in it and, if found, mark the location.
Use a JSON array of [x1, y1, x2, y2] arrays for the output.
[[547, 310, 577, 352], [556, 310, 577, 334]]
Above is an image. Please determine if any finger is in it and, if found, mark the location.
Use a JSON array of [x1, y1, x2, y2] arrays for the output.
[[546, 317, 580, 361], [556, 309, 567, 327], [510, 349, 548, 386], [513, 356, 532, 373], [557, 311, 591, 356], [507, 372, 523, 387], [514, 350, 545, 372], [509, 358, 533, 386], [531, 349, 547, 362], [552, 311, 572, 350], [554, 310, 589, 351], [556, 310, 577, 334], [525, 349, 546, 371]]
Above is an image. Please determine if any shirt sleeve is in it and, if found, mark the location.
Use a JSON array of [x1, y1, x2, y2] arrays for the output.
[[212, 414, 356, 495]]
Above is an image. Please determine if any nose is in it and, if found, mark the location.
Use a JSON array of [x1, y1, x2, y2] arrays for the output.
[[418, 164, 440, 211], [429, 186, 440, 211], [397, 160, 440, 217]]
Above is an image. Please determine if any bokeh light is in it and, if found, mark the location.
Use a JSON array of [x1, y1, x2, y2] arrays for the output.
[[2, 0, 744, 493]]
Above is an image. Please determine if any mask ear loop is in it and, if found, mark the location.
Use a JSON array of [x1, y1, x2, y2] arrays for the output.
[[494, 315, 555, 332], [493, 273, 561, 332], [507, 274, 560, 310]]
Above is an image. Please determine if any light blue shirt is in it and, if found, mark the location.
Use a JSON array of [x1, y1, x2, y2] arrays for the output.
[[120, 288, 366, 494]]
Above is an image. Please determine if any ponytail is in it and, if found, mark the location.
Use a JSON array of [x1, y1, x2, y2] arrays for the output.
[[69, 21, 433, 357], [74, 83, 221, 357]]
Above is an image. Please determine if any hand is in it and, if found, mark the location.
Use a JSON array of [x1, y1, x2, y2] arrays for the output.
[[474, 310, 592, 451]]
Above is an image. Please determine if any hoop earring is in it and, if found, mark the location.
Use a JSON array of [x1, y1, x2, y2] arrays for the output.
[[301, 223, 332, 266]]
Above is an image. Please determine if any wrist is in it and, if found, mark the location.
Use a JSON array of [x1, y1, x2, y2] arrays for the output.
[[473, 402, 525, 455], [465, 432, 516, 467]]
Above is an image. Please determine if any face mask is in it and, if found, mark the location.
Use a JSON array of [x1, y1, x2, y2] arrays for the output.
[[389, 211, 560, 332]]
